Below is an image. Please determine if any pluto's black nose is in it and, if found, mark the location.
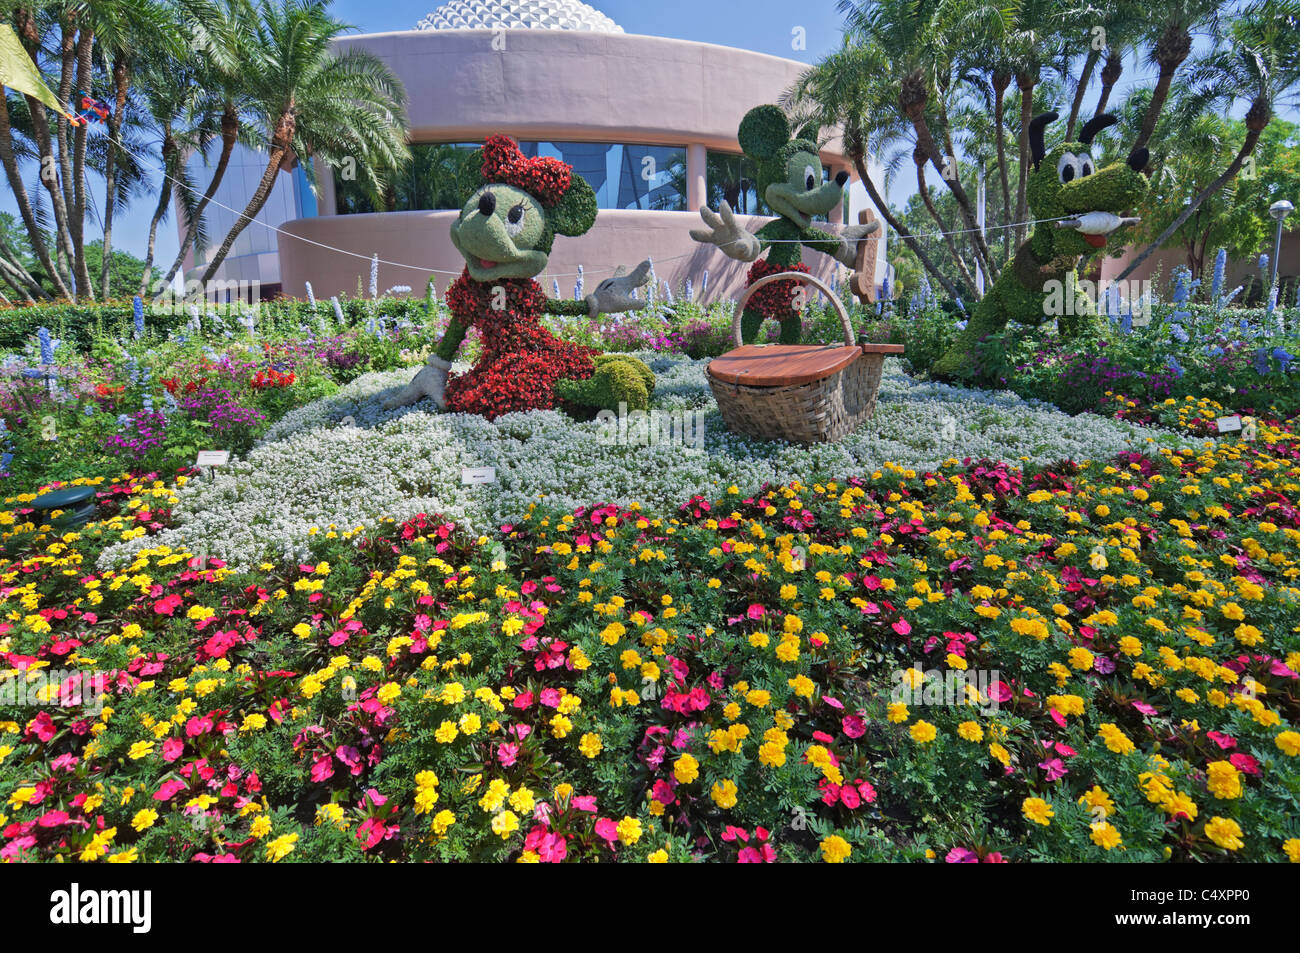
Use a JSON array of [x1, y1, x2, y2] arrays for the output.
[[835, 170, 850, 187], [478, 191, 496, 216]]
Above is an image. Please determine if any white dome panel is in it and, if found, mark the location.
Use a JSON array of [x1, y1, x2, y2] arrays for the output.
[[416, 0, 623, 32]]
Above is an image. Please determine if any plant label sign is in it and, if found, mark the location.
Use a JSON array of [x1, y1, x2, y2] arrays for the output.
[[1215, 416, 1242, 434], [196, 450, 231, 467], [461, 467, 495, 485]]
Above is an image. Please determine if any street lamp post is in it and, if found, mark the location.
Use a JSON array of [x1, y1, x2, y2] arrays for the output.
[[1269, 199, 1294, 291]]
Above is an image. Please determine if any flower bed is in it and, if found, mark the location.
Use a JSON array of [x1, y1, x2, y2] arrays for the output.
[[94, 356, 1193, 571], [1, 402, 1296, 863]]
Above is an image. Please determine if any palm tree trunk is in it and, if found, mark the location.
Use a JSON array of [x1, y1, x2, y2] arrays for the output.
[[1066, 48, 1100, 141], [70, 26, 94, 300], [0, 91, 71, 299], [851, 151, 962, 300], [199, 112, 295, 285], [917, 158, 978, 294], [904, 86, 996, 281], [993, 69, 1013, 260], [156, 104, 239, 294], [1092, 49, 1123, 119], [1117, 111, 1266, 282], [1132, 24, 1192, 154], [1013, 72, 1035, 248], [100, 54, 130, 299], [139, 133, 178, 295]]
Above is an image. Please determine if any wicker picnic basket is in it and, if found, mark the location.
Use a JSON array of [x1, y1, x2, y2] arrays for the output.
[[707, 271, 903, 445]]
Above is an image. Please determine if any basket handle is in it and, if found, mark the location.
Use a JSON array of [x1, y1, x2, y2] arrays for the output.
[[731, 270, 854, 349]]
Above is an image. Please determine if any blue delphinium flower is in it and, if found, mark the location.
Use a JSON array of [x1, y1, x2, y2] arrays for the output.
[[305, 281, 317, 311], [37, 326, 54, 365], [1253, 348, 1271, 375], [1206, 344, 1224, 358], [331, 296, 345, 324], [663, 281, 674, 304], [955, 320, 968, 331], [700, 270, 708, 297], [954, 296, 965, 314], [369, 254, 379, 299], [132, 295, 145, 339], [1211, 248, 1226, 307], [573, 265, 584, 301], [552, 278, 561, 298], [1166, 355, 1184, 378], [1273, 347, 1294, 373], [684, 278, 693, 302], [1170, 324, 1189, 344]]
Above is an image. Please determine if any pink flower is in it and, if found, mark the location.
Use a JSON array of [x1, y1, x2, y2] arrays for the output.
[[1038, 758, 1068, 781], [537, 831, 567, 862], [1229, 753, 1262, 776], [842, 714, 867, 739], [162, 738, 185, 762], [892, 618, 912, 636], [989, 681, 1013, 703], [310, 756, 334, 783], [497, 742, 519, 767], [594, 817, 619, 844], [153, 779, 186, 801], [1206, 731, 1237, 750], [746, 603, 766, 620], [839, 785, 861, 809], [946, 847, 979, 863]]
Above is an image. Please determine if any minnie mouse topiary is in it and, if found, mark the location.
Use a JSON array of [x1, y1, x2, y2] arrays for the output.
[[384, 135, 654, 418]]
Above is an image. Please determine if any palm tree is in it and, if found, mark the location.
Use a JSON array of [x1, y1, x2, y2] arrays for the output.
[[153, 0, 260, 295], [783, 41, 965, 299], [196, 0, 409, 285], [1130, 0, 1224, 155], [134, 57, 207, 295], [837, 0, 1005, 282], [89, 0, 182, 299], [1118, 0, 1300, 280]]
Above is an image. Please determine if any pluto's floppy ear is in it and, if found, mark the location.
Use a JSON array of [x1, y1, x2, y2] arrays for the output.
[[549, 174, 598, 237], [1029, 111, 1059, 170], [738, 104, 792, 162]]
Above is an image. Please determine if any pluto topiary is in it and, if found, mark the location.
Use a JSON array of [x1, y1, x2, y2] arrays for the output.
[[930, 112, 1150, 379]]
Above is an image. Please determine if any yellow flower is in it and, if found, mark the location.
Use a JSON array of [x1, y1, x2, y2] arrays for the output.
[[887, 702, 909, 723], [578, 732, 603, 759], [1022, 797, 1054, 826], [1090, 821, 1122, 850], [130, 809, 158, 832], [127, 740, 154, 760], [673, 753, 699, 785], [491, 810, 519, 840], [647, 849, 669, 863], [1205, 761, 1242, 799], [711, 778, 738, 809], [265, 833, 298, 862], [909, 720, 937, 743], [616, 816, 643, 845], [820, 834, 852, 863], [1283, 839, 1300, 863], [1204, 817, 1244, 851], [1275, 731, 1300, 757], [957, 721, 983, 742]]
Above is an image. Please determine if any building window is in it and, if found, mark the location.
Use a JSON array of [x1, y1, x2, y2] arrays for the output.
[[518, 142, 686, 211], [335, 141, 686, 213]]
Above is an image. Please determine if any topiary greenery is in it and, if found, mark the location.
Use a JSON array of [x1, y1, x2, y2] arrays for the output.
[[553, 353, 655, 412], [931, 111, 1150, 379]]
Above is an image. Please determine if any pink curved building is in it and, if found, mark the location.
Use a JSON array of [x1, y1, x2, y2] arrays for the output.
[[183, 1, 884, 303]]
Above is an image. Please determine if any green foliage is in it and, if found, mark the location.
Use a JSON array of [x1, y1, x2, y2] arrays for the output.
[[554, 354, 654, 412], [548, 174, 599, 239]]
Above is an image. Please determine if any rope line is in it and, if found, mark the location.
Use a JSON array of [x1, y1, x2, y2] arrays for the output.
[[97, 127, 1068, 285]]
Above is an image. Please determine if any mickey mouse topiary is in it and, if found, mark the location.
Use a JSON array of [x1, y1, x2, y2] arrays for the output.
[[384, 135, 654, 417], [691, 104, 877, 344]]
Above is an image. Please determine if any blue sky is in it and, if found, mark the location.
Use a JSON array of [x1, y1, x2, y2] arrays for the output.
[[2, 0, 1288, 270]]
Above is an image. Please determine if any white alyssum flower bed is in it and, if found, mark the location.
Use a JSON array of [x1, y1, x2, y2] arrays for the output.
[[98, 355, 1206, 570]]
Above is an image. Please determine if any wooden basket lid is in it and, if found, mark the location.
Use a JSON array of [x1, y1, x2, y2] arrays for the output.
[[708, 343, 900, 387]]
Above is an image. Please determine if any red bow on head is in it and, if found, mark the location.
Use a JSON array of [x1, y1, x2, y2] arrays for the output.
[[480, 134, 572, 207]]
